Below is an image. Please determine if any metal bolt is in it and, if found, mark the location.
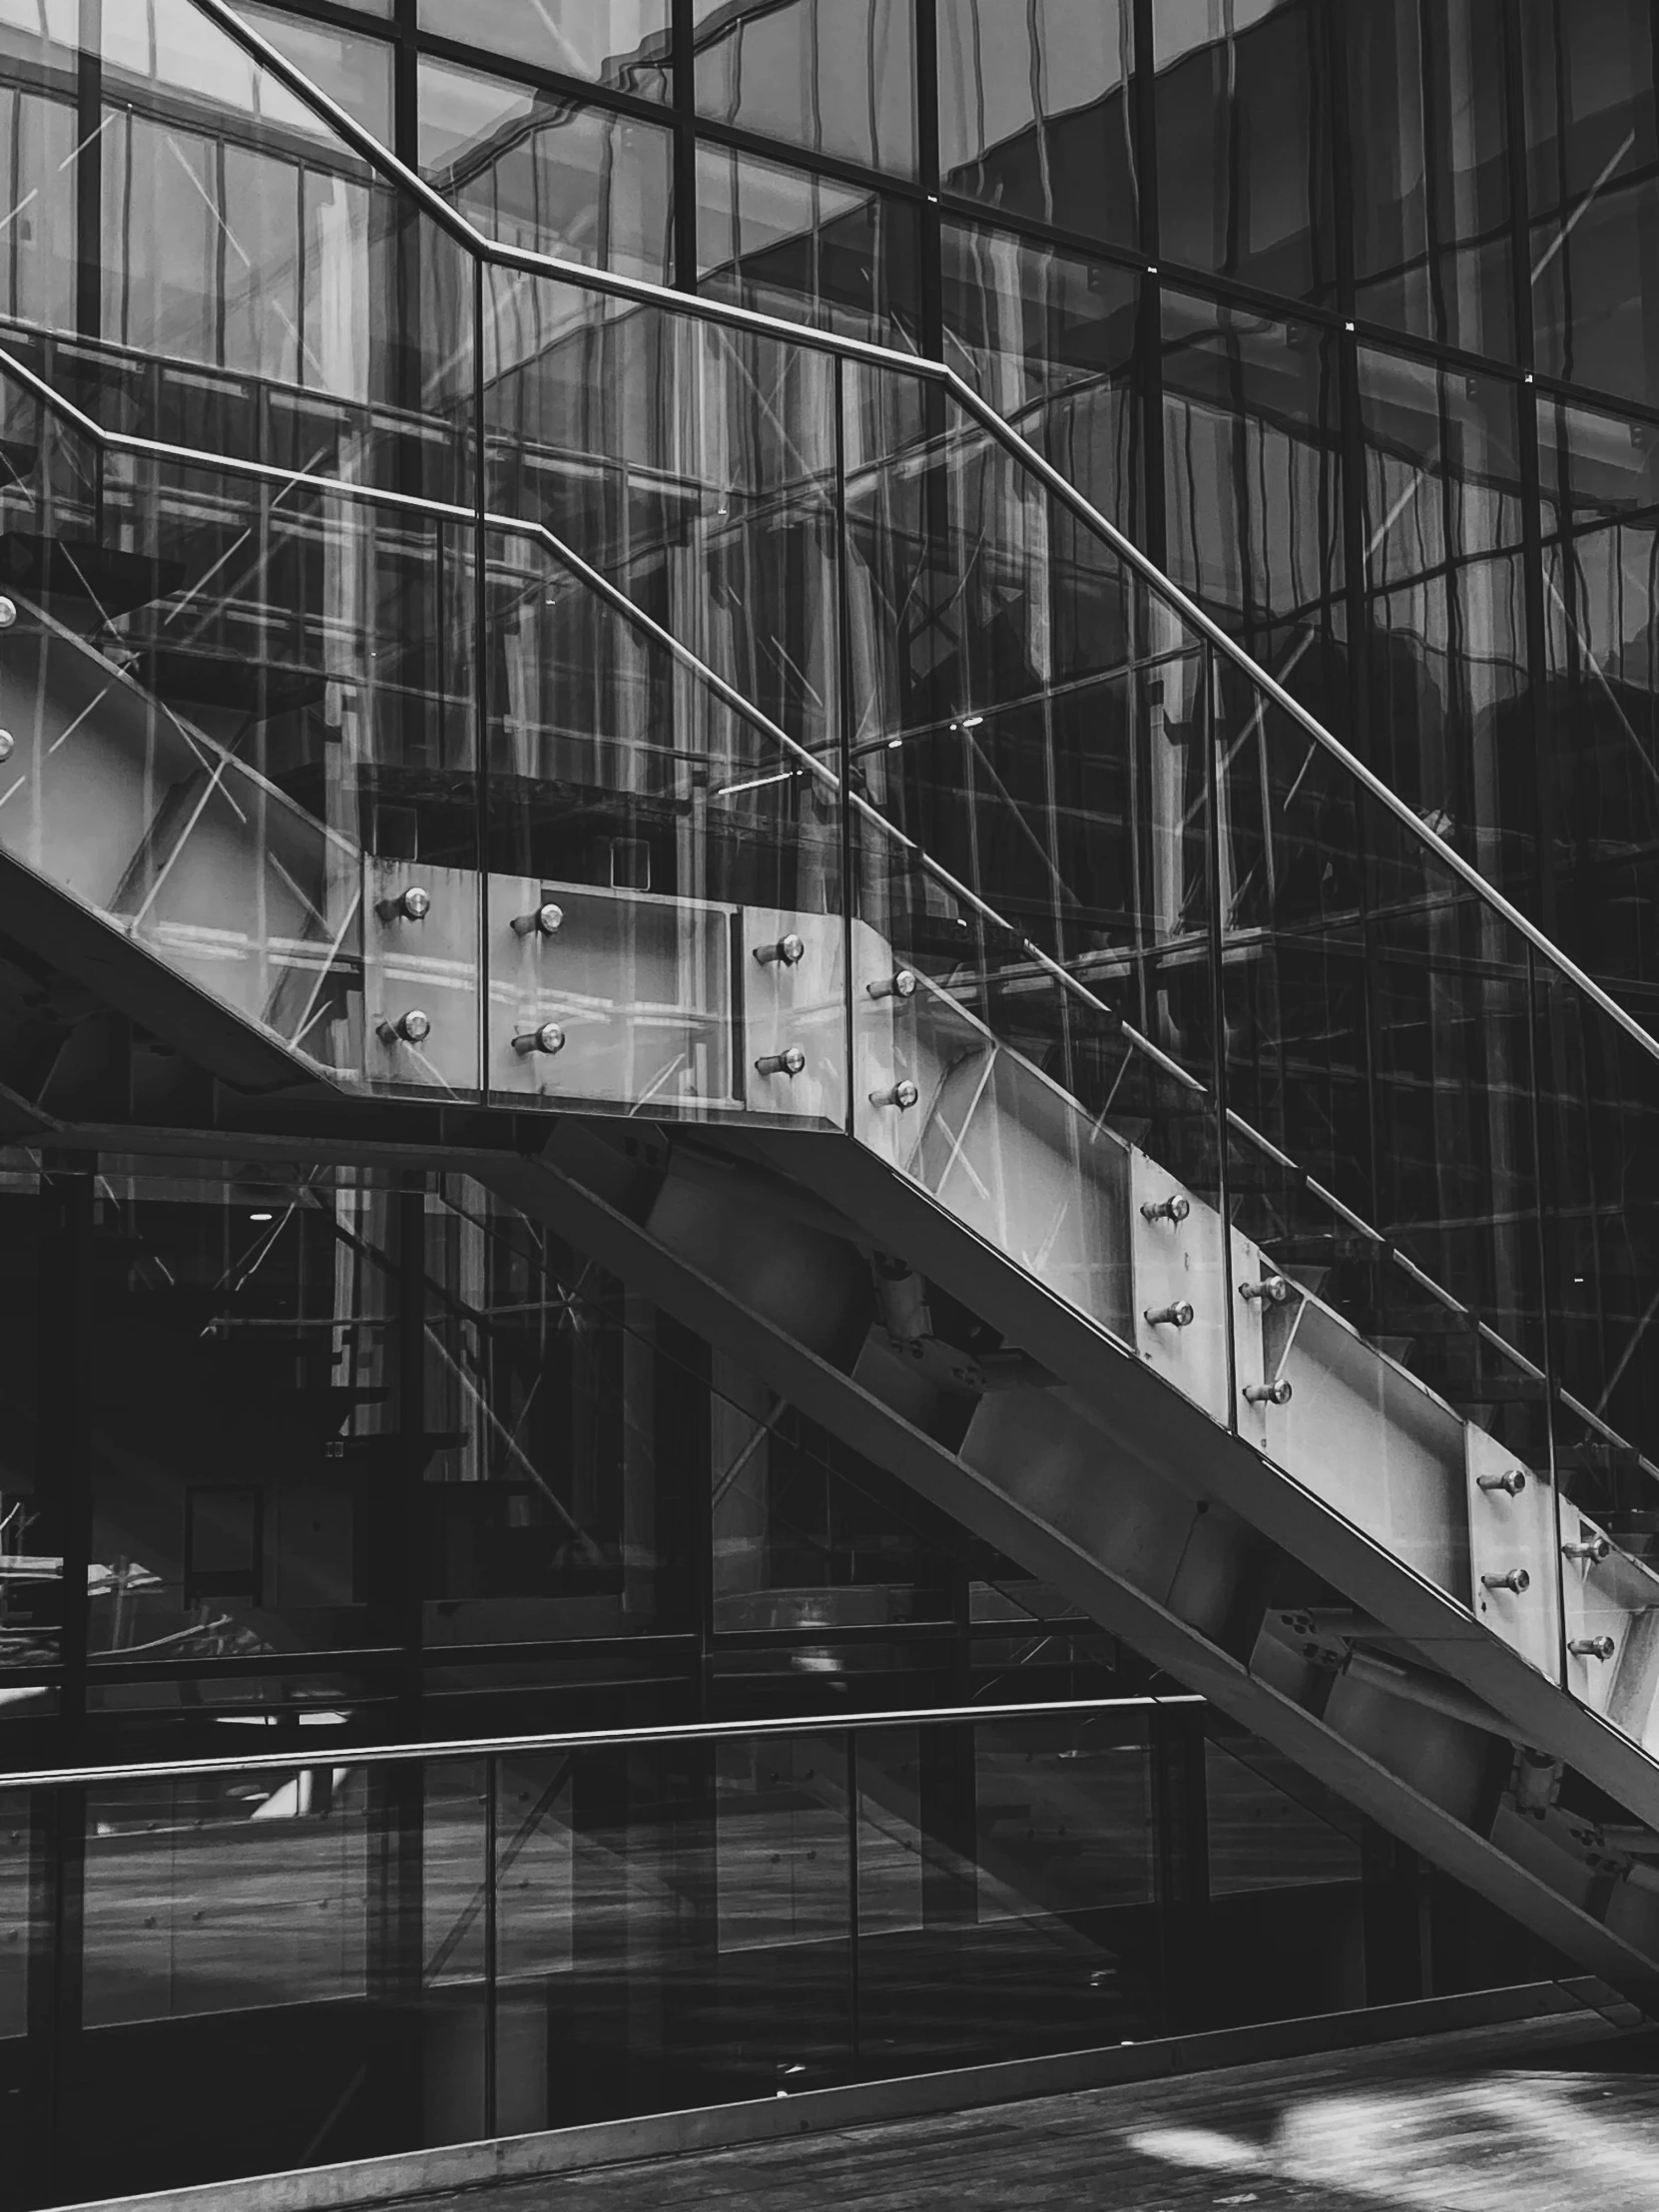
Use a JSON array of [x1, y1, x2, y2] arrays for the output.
[[377, 884, 430, 922], [1481, 1568, 1530, 1595], [754, 933, 806, 967], [1243, 1379, 1293, 1406], [511, 901, 564, 938], [1477, 1468, 1527, 1496], [513, 1021, 566, 1057], [756, 1046, 806, 1078], [867, 968, 918, 1001], [379, 1009, 430, 1045], [1145, 1301, 1195, 1328], [0, 598, 16, 630], [1239, 1275, 1293, 1305], [1569, 1635, 1617, 1662], [0, 731, 13, 765], [1140, 1195, 1191, 1226], [1562, 1535, 1612, 1564], [870, 1079, 919, 1110]]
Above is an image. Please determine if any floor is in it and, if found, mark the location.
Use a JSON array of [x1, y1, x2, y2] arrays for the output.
[[442, 2006, 1659, 2210]]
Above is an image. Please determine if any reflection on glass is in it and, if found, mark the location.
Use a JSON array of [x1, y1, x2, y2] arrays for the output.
[[1537, 394, 1659, 1000], [0, 1155, 51, 1704], [1161, 290, 1347, 689], [1204, 1732, 1363, 1896], [416, 0, 672, 101], [937, 0, 1137, 245], [696, 142, 920, 349], [233, 5, 395, 139], [422, 1184, 688, 1646], [82, 1161, 407, 1672], [70, 1758, 479, 2201], [941, 219, 1140, 538], [855, 1716, 1157, 2073], [0, 0, 474, 457], [1153, 0, 1336, 303], [1520, 0, 1659, 405], [1357, 344, 1532, 906], [1348, 0, 1514, 356], [418, 56, 674, 278], [694, 0, 914, 176], [710, 1354, 955, 1634]]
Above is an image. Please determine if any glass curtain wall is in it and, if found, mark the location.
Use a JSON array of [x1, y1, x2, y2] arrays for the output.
[[0, 0, 1634, 1011]]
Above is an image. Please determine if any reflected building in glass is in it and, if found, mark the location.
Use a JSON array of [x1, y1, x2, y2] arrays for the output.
[[0, 1, 1653, 2204]]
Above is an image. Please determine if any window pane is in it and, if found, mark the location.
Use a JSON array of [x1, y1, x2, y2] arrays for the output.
[[1153, 0, 1336, 304], [1348, 0, 1515, 356], [417, 0, 671, 101], [1357, 345, 1532, 901], [696, 142, 920, 349], [0, 1154, 51, 1708], [419, 57, 674, 279], [1161, 289, 1346, 693], [694, 0, 915, 176], [941, 218, 1141, 539], [1538, 393, 1659, 997], [422, 1183, 691, 1650], [1521, 0, 1659, 405], [937, 0, 1137, 247], [232, 4, 394, 138], [83, 1161, 409, 1672], [1205, 1734, 1363, 1895]]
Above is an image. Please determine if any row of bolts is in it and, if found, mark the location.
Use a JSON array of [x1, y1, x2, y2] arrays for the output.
[[375, 914, 924, 1104], [378, 898, 1626, 1670], [1143, 1186, 1621, 1664]]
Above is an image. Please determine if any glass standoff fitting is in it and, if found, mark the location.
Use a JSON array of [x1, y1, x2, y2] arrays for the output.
[[756, 1046, 806, 1078], [870, 1080, 919, 1110], [1141, 1195, 1190, 1226], [379, 1009, 430, 1045], [1145, 1301, 1195, 1328], [754, 933, 806, 967], [513, 1021, 566, 1057], [1569, 1635, 1617, 1661], [867, 968, 918, 1001], [0, 597, 16, 629], [1240, 1275, 1293, 1305], [511, 901, 564, 938], [1562, 1534, 1612, 1563], [1243, 1379, 1292, 1406], [1481, 1568, 1530, 1594], [1477, 1468, 1528, 1496], [0, 730, 13, 764], [376, 884, 430, 923]]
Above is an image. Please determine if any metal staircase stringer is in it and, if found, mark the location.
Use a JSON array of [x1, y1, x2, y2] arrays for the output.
[[737, 1119, 1659, 1842], [478, 1120, 1659, 2009], [0, 843, 331, 1098]]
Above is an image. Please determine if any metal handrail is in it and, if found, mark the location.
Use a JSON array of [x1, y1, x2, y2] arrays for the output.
[[193, 0, 1659, 1076], [0, 337, 1629, 1457], [0, 1691, 1202, 1792]]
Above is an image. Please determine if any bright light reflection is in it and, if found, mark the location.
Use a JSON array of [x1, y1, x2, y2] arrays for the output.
[[1126, 2071, 1659, 2211]]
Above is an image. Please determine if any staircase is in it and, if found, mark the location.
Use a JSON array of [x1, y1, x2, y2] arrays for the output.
[[4, 0, 1659, 2004]]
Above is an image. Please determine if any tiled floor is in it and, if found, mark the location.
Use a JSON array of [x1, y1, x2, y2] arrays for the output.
[[435, 2008, 1659, 2210]]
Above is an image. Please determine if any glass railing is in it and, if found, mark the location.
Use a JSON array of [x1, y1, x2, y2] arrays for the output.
[[2, 0, 1659, 1764], [0, 1695, 1379, 2207]]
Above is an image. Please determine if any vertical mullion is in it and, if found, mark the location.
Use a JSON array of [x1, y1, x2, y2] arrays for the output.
[[74, 1, 101, 347], [672, 0, 698, 290], [914, 0, 942, 362], [483, 1753, 498, 2133], [1201, 645, 1237, 1427], [833, 351, 856, 1136], [40, 1154, 91, 1748], [844, 1727, 860, 2067]]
